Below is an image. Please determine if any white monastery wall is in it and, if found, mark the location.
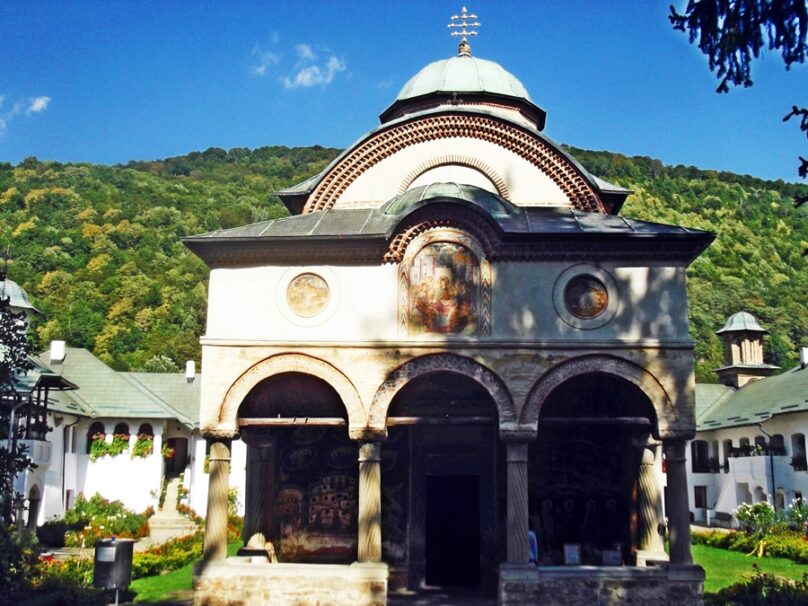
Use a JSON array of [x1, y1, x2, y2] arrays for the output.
[[205, 263, 689, 344], [689, 412, 808, 521], [189, 436, 246, 517]]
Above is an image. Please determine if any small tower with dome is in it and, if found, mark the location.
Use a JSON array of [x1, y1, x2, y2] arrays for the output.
[[715, 311, 779, 388]]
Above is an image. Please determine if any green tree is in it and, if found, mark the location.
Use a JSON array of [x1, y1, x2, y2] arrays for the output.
[[0, 274, 35, 524], [670, 0, 808, 199]]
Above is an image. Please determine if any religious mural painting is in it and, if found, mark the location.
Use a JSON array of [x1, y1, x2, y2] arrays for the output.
[[275, 427, 358, 563], [287, 273, 330, 318], [399, 232, 496, 338]]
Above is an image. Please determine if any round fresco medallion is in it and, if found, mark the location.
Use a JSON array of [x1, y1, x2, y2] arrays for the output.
[[564, 275, 609, 319], [287, 273, 329, 318]]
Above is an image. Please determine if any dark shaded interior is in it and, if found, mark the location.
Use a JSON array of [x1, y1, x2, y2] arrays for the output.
[[529, 373, 655, 565]]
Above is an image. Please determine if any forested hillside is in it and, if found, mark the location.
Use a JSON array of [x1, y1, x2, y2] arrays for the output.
[[0, 146, 805, 382]]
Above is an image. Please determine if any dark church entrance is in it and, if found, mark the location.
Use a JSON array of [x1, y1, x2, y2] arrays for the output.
[[425, 474, 480, 587], [385, 371, 502, 593]]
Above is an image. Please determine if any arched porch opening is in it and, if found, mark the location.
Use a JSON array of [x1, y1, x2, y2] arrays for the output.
[[237, 372, 356, 564], [528, 372, 659, 567], [383, 370, 501, 593]]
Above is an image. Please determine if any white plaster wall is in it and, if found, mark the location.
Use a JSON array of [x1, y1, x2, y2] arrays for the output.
[[205, 263, 689, 344], [688, 412, 808, 518], [333, 138, 571, 208], [74, 418, 165, 513], [206, 265, 399, 342], [189, 436, 247, 517]]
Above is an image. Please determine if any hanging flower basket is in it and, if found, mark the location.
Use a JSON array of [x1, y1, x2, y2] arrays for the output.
[[161, 444, 176, 460]]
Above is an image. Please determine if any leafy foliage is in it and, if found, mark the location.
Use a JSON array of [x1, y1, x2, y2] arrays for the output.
[[705, 569, 808, 605], [1, 145, 806, 383], [0, 145, 340, 372], [669, 0, 808, 93], [58, 493, 151, 547]]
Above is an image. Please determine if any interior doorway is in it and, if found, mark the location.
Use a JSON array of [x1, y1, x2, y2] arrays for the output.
[[425, 474, 480, 588]]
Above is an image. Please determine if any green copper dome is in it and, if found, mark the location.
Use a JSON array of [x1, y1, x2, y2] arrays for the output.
[[716, 311, 767, 334], [396, 55, 531, 101], [0, 278, 39, 313]]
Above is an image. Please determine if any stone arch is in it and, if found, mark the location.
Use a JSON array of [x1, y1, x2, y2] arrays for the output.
[[368, 353, 515, 431], [303, 113, 604, 214], [397, 154, 511, 199], [522, 354, 672, 437], [218, 353, 366, 434]]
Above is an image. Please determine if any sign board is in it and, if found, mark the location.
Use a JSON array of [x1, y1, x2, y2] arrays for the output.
[[97, 547, 116, 562], [563, 543, 581, 565]]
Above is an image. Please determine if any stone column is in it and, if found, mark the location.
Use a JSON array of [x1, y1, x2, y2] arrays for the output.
[[357, 441, 382, 562], [241, 430, 275, 549], [203, 437, 231, 563], [506, 441, 530, 564], [663, 439, 693, 565], [636, 443, 667, 564]]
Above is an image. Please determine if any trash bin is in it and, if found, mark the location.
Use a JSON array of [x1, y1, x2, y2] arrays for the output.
[[93, 537, 135, 590]]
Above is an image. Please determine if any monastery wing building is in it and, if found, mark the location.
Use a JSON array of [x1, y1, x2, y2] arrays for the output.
[[185, 16, 713, 606]]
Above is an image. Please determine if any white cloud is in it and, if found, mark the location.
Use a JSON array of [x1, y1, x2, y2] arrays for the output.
[[250, 41, 281, 77], [0, 96, 41, 134], [283, 54, 346, 89], [27, 96, 51, 114], [295, 43, 316, 62]]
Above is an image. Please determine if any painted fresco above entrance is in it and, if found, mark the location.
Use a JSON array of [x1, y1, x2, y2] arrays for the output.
[[408, 242, 479, 335]]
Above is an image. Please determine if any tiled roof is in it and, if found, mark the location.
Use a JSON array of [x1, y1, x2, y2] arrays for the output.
[[37, 348, 198, 427], [697, 366, 808, 431]]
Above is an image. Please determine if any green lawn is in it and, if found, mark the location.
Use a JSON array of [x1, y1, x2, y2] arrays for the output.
[[694, 543, 808, 594], [130, 542, 241, 604], [128, 541, 807, 602]]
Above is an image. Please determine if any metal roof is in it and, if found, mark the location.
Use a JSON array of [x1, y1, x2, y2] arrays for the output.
[[697, 366, 808, 431], [0, 278, 39, 313], [396, 55, 531, 101], [38, 348, 198, 427], [716, 311, 768, 334]]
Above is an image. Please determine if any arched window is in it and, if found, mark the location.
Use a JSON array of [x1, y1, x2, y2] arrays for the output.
[[792, 434, 807, 471], [771, 434, 785, 456], [86, 422, 105, 454], [739, 437, 751, 456], [691, 440, 710, 473], [754, 435, 767, 453], [133, 424, 155, 459], [112, 423, 130, 455], [722, 439, 733, 472]]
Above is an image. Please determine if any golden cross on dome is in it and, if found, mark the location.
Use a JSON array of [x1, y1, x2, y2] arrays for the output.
[[448, 6, 480, 56]]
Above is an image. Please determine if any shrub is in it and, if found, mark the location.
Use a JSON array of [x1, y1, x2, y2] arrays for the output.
[[59, 493, 150, 547], [734, 502, 776, 539], [705, 570, 808, 605], [130, 434, 153, 459]]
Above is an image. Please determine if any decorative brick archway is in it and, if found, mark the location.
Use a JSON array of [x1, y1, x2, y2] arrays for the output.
[[521, 354, 673, 437], [216, 353, 366, 436], [368, 353, 515, 432], [303, 112, 605, 214]]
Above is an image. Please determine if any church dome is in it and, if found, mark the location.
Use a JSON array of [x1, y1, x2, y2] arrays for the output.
[[716, 311, 767, 334], [396, 55, 531, 102], [0, 278, 39, 314]]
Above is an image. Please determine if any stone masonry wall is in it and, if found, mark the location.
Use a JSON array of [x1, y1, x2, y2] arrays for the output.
[[498, 565, 704, 606], [194, 561, 387, 606]]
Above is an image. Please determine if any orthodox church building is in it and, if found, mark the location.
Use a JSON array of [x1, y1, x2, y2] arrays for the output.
[[185, 13, 712, 606]]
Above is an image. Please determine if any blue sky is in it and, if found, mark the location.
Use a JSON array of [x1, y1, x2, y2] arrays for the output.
[[1, 1, 805, 182]]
